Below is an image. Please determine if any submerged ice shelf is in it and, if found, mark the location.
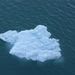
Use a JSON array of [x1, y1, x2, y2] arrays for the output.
[[0, 25, 61, 62]]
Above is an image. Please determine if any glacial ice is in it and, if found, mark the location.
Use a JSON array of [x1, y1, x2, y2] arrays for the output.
[[0, 25, 61, 62]]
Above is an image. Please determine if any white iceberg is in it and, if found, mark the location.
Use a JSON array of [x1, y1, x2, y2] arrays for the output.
[[0, 25, 61, 62]]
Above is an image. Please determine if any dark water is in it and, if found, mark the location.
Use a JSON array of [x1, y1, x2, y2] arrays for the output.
[[0, 0, 75, 75]]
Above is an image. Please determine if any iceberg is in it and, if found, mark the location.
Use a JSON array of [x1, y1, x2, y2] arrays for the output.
[[0, 25, 61, 62]]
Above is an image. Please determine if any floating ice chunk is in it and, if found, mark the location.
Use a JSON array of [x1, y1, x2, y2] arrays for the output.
[[0, 25, 61, 62], [0, 30, 18, 44]]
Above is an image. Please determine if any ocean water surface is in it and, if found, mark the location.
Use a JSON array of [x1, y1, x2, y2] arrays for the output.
[[0, 0, 75, 75]]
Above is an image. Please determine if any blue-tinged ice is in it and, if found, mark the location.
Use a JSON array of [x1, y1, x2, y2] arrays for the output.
[[0, 25, 61, 62]]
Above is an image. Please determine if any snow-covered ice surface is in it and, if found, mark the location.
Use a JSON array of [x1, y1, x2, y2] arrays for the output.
[[0, 25, 61, 62]]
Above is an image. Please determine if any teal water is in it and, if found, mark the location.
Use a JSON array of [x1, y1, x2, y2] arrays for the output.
[[0, 0, 75, 75]]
